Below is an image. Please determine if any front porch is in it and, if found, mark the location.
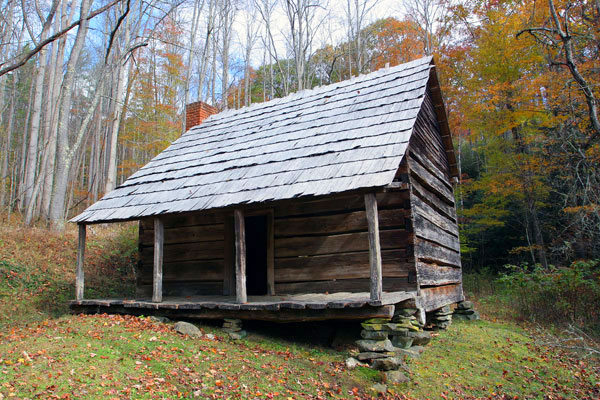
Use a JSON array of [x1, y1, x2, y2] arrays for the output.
[[69, 291, 418, 322]]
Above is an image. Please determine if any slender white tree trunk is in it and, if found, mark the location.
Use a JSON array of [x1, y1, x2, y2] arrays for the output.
[[49, 0, 93, 230]]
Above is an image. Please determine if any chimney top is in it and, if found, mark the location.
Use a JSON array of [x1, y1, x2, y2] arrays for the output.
[[185, 101, 218, 131]]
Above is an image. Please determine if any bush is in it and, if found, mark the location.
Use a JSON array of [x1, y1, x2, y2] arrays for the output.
[[498, 260, 600, 334]]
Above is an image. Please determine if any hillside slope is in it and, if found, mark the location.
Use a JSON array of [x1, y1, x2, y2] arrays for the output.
[[0, 219, 598, 399]]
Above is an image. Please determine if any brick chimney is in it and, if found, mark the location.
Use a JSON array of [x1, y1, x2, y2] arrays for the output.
[[185, 101, 218, 131]]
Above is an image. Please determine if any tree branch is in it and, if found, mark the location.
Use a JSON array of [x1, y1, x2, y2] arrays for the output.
[[0, 0, 124, 77]]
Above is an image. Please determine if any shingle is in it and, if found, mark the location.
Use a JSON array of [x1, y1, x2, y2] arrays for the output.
[[72, 56, 434, 223]]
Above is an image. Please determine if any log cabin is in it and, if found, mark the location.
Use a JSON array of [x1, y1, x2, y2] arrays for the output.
[[70, 56, 463, 324]]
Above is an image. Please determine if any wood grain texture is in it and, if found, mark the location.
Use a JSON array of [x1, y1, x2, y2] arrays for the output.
[[140, 241, 224, 264], [234, 209, 247, 303], [411, 178, 456, 222], [71, 304, 397, 322], [153, 218, 164, 303], [274, 208, 408, 237], [140, 223, 224, 245], [273, 191, 409, 218], [137, 260, 224, 284], [417, 262, 461, 286], [275, 278, 414, 295], [412, 195, 458, 235], [274, 229, 412, 258], [413, 213, 460, 251], [414, 237, 461, 267], [76, 225, 86, 301], [408, 155, 455, 206], [419, 283, 463, 312], [365, 193, 383, 301], [274, 250, 411, 282]]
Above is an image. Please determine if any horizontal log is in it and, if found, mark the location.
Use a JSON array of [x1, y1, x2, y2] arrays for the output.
[[409, 146, 451, 187], [411, 178, 456, 222], [413, 213, 460, 251], [137, 281, 224, 297], [410, 116, 451, 179], [137, 259, 225, 284], [412, 194, 458, 235], [140, 212, 225, 230], [274, 250, 412, 282], [414, 237, 461, 267], [140, 241, 224, 264], [274, 208, 409, 237], [419, 283, 464, 312], [417, 262, 462, 286], [140, 224, 225, 245], [275, 277, 414, 295], [274, 191, 409, 218], [408, 155, 455, 206], [274, 229, 413, 258], [70, 304, 396, 322]]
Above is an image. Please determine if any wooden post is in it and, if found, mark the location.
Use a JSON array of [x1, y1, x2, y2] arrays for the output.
[[365, 193, 383, 301], [153, 217, 164, 303], [234, 209, 247, 303], [75, 224, 86, 301], [266, 210, 275, 295]]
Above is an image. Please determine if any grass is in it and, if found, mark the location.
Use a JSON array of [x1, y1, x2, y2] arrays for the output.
[[402, 320, 599, 399], [0, 218, 599, 399], [0, 314, 373, 399], [0, 216, 136, 328]]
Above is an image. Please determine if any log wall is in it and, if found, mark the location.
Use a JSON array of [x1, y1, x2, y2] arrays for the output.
[[408, 88, 463, 310], [137, 214, 226, 297], [272, 190, 417, 294], [136, 189, 418, 297]]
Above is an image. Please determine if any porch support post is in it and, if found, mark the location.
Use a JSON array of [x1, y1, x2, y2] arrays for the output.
[[234, 209, 247, 303], [153, 217, 164, 303], [76, 224, 86, 300], [365, 193, 382, 301]]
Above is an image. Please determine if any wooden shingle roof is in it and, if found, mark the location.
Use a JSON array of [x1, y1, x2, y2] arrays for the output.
[[73, 56, 449, 224]]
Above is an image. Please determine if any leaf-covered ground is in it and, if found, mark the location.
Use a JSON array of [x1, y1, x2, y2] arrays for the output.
[[1, 314, 598, 399], [0, 314, 375, 399], [0, 220, 599, 399]]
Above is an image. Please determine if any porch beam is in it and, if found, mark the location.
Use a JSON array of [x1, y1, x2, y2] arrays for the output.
[[234, 209, 247, 303], [76, 224, 86, 300], [364, 193, 383, 301], [153, 217, 164, 303]]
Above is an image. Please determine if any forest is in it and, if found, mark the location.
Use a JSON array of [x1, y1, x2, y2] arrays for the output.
[[0, 0, 598, 273]]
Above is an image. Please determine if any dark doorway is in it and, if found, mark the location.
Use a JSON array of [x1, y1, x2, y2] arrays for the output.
[[245, 215, 268, 295]]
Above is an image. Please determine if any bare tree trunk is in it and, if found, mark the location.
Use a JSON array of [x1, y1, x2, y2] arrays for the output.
[[49, 0, 93, 230], [105, 9, 132, 193], [219, 0, 235, 109], [42, 0, 74, 219], [183, 0, 206, 129]]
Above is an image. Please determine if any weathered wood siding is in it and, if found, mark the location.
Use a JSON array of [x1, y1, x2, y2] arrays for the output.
[[272, 191, 417, 294], [137, 214, 226, 297], [136, 189, 418, 297], [408, 88, 463, 309]]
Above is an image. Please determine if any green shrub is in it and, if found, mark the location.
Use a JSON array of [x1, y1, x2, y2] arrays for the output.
[[498, 260, 600, 334]]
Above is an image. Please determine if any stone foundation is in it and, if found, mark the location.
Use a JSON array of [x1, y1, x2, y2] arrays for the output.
[[351, 308, 432, 384], [453, 301, 480, 321], [426, 305, 453, 330], [222, 318, 247, 339]]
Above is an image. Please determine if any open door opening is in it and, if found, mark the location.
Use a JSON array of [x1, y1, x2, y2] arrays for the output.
[[244, 215, 268, 295]]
